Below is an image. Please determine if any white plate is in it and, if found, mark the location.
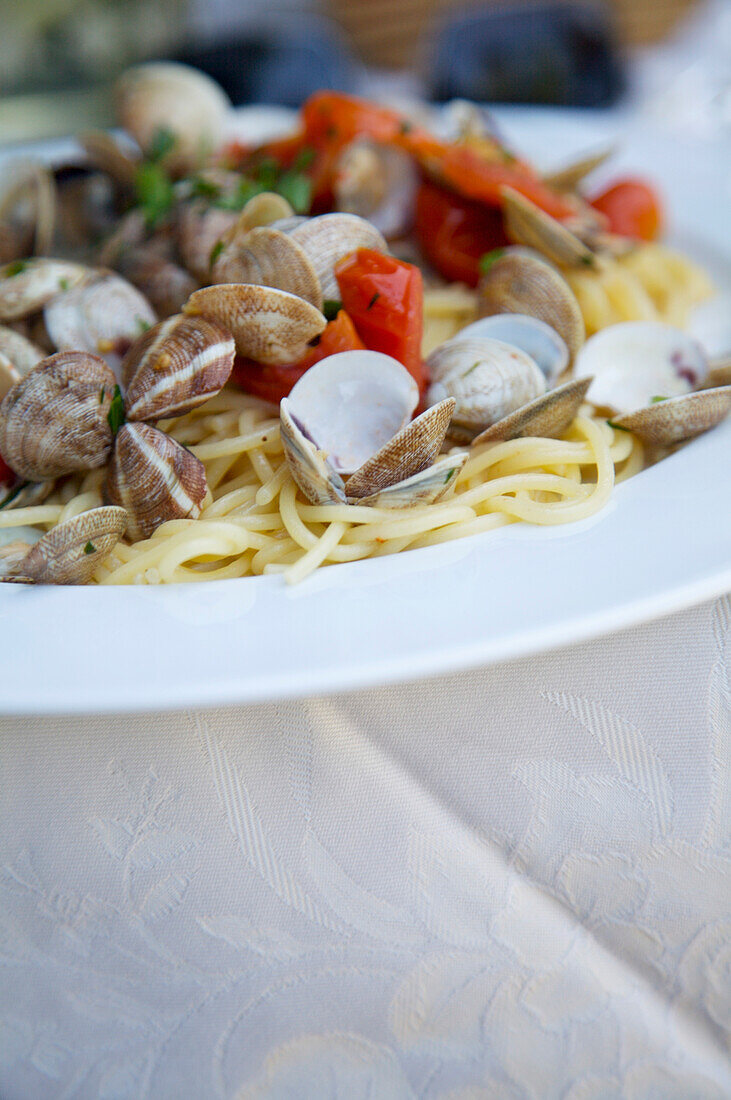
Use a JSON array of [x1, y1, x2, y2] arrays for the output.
[[0, 108, 729, 715]]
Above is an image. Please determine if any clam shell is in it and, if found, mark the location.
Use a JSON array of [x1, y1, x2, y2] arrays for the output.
[[346, 399, 455, 498], [611, 386, 731, 445], [105, 421, 208, 541], [237, 192, 294, 231], [117, 249, 198, 320], [44, 270, 156, 375], [0, 259, 87, 321], [0, 479, 55, 510], [177, 202, 239, 282], [0, 161, 56, 257], [353, 452, 467, 508], [426, 337, 546, 442], [0, 351, 116, 481], [477, 247, 585, 363], [279, 402, 347, 505], [0, 324, 45, 377], [284, 350, 419, 474], [79, 130, 139, 188], [0, 353, 20, 400], [123, 313, 235, 420], [287, 214, 389, 300], [457, 313, 569, 383], [211, 226, 323, 310], [471, 377, 593, 445], [573, 321, 709, 415], [501, 187, 596, 269], [184, 284, 326, 367], [115, 62, 230, 173], [333, 141, 416, 239], [543, 148, 613, 191], [4, 506, 127, 585]]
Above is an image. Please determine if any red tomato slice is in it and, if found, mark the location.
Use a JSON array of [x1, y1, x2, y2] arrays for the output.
[[231, 310, 365, 404], [415, 179, 509, 286], [590, 178, 663, 242], [335, 249, 425, 392]]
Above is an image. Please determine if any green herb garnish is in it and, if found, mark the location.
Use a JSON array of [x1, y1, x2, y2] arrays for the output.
[[99, 385, 106, 405], [323, 299, 342, 322], [107, 385, 125, 435], [59, 277, 70, 291], [478, 248, 505, 275], [134, 162, 175, 228], [398, 119, 413, 135], [464, 361, 482, 376], [502, 149, 517, 164], [607, 420, 630, 431], [254, 157, 281, 190], [188, 176, 221, 202], [580, 254, 596, 268], [277, 170, 312, 214], [147, 127, 177, 163], [83, 541, 96, 555], [650, 395, 668, 402], [209, 239, 225, 268], [366, 292, 380, 310], [214, 177, 262, 211], [4, 260, 27, 277], [292, 145, 315, 172], [136, 317, 151, 333], [444, 467, 456, 483]]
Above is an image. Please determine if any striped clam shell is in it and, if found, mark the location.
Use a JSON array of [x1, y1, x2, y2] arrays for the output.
[[122, 314, 235, 421], [352, 452, 467, 508], [105, 421, 208, 541], [0, 324, 45, 377], [611, 386, 731, 445], [3, 506, 127, 585], [0, 259, 87, 322], [0, 351, 116, 481], [184, 284, 326, 366], [177, 201, 238, 282], [0, 352, 19, 400], [501, 187, 596, 269], [44, 270, 156, 373]]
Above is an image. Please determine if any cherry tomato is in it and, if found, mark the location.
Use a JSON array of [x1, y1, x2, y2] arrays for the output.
[[231, 310, 365, 404], [335, 249, 424, 392], [590, 178, 663, 242], [415, 179, 509, 287]]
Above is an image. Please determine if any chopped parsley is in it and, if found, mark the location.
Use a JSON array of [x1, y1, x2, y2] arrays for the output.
[[59, 277, 70, 291], [323, 299, 342, 322], [580, 253, 596, 268], [136, 317, 151, 333], [607, 419, 630, 431], [83, 541, 96, 555], [107, 385, 126, 435], [147, 127, 177, 163], [650, 395, 668, 402], [276, 169, 312, 214], [292, 145, 315, 172], [134, 162, 175, 228], [444, 467, 456, 483], [502, 149, 517, 164], [209, 239, 225, 268], [398, 119, 413, 135], [188, 176, 221, 202], [99, 385, 106, 405], [366, 292, 380, 310], [478, 248, 505, 275], [464, 361, 482, 376], [4, 260, 28, 277]]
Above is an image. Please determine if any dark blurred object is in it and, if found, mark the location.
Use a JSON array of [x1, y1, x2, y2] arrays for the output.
[[428, 2, 623, 106], [176, 20, 356, 107]]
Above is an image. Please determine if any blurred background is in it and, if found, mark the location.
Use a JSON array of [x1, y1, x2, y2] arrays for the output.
[[0, 0, 729, 141]]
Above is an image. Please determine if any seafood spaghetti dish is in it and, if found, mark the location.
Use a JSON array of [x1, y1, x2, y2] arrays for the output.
[[0, 63, 728, 586]]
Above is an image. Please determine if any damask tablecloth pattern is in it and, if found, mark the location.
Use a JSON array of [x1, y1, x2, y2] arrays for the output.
[[1, 593, 730, 1099]]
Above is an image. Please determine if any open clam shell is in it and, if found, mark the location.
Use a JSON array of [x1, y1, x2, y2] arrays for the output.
[[3, 506, 127, 585], [501, 187, 596, 269], [543, 148, 613, 192], [345, 399, 455, 498], [477, 247, 585, 363], [279, 402, 347, 505], [426, 337, 546, 442], [44, 270, 156, 375], [106, 421, 208, 540], [573, 321, 709, 415], [184, 284, 326, 367], [284, 350, 418, 475], [177, 201, 239, 282], [211, 226, 323, 310], [0, 324, 45, 378], [686, 295, 731, 388], [354, 452, 467, 508], [283, 214, 389, 301], [123, 313, 235, 420], [471, 376, 593, 445], [0, 259, 87, 321], [611, 386, 731, 446], [456, 313, 569, 384]]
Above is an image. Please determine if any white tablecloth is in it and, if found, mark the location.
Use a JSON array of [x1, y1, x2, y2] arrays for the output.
[[1, 593, 729, 1099]]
